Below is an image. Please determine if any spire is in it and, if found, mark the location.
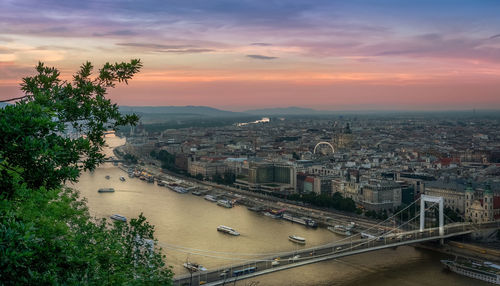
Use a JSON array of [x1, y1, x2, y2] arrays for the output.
[[465, 181, 474, 193], [484, 182, 493, 195]]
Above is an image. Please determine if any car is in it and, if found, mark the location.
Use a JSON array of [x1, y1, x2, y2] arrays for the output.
[[271, 258, 280, 266], [219, 269, 229, 277]]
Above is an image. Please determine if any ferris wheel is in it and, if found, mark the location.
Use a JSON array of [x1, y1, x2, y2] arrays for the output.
[[313, 141, 335, 155]]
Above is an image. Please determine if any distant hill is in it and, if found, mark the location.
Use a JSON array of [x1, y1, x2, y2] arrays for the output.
[[119, 106, 244, 117], [244, 106, 330, 115]]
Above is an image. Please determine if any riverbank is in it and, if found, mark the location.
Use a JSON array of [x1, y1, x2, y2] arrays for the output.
[[116, 156, 384, 233]]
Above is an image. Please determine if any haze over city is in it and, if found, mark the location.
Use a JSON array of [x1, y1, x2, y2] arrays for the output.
[[1, 0, 500, 111]]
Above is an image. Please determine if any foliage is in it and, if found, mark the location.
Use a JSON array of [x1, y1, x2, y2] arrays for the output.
[[123, 153, 139, 164], [151, 150, 176, 171], [213, 172, 236, 185], [0, 184, 173, 285], [0, 60, 141, 197], [0, 61, 173, 284], [288, 192, 357, 212]]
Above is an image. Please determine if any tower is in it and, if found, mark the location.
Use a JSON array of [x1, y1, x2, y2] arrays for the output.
[[484, 183, 494, 222], [465, 182, 474, 221]]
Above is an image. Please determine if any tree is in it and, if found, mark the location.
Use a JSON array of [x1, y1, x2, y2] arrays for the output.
[[1, 60, 140, 197], [0, 60, 173, 284]]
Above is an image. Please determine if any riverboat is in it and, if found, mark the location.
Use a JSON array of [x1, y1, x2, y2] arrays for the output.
[[247, 206, 264, 212], [288, 235, 306, 244], [328, 222, 355, 236], [98, 188, 115, 193], [183, 261, 207, 272], [173, 186, 188, 193], [204, 195, 217, 202], [441, 259, 500, 285], [282, 213, 318, 228], [110, 214, 127, 222], [217, 225, 240, 236], [217, 199, 233, 208]]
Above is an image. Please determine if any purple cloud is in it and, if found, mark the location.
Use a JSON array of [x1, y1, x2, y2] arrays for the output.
[[246, 54, 278, 60]]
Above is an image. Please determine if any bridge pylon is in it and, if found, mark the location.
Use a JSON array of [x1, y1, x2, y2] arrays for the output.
[[419, 195, 444, 236]]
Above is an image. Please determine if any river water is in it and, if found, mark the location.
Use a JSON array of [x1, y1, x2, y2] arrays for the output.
[[71, 136, 487, 286]]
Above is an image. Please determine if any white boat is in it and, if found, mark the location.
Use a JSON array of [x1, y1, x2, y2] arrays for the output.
[[204, 195, 217, 202], [173, 186, 188, 193], [110, 214, 127, 222], [442, 259, 500, 285], [327, 223, 355, 236], [282, 213, 317, 228], [119, 176, 126, 182], [288, 235, 306, 244], [98, 188, 115, 193], [217, 225, 240, 236], [183, 261, 207, 272], [217, 199, 233, 208]]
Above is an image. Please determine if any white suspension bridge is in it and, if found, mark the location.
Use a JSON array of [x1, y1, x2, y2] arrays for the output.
[[164, 195, 499, 286]]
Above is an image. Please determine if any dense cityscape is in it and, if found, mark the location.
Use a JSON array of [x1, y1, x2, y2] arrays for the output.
[[119, 113, 500, 224]]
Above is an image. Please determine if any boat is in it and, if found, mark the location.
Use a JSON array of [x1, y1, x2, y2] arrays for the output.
[[119, 176, 126, 182], [204, 195, 217, 202], [128, 172, 134, 178], [217, 225, 240, 236], [327, 223, 355, 236], [328, 226, 352, 236], [441, 259, 500, 285], [288, 235, 306, 244], [282, 213, 318, 228], [183, 261, 207, 272], [217, 199, 233, 208], [110, 214, 127, 222], [105, 175, 110, 180], [191, 190, 202, 196], [157, 180, 166, 186], [98, 188, 115, 193], [172, 186, 188, 193], [247, 206, 264, 212], [146, 176, 154, 183]]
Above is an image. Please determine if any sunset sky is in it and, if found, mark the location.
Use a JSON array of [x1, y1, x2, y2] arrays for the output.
[[1, 0, 500, 111]]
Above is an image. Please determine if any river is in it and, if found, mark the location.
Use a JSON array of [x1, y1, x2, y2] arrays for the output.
[[71, 136, 487, 286]]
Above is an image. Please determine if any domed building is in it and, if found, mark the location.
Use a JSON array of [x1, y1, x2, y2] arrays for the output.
[[465, 183, 494, 224]]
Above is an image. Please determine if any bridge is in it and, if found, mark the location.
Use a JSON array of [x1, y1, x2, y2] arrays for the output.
[[168, 196, 499, 286]]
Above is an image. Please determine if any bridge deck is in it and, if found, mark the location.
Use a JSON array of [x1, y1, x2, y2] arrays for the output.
[[173, 222, 499, 286]]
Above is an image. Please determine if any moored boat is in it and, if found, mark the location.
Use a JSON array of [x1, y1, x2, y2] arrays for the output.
[[217, 199, 233, 208], [110, 214, 127, 222], [327, 223, 355, 236], [217, 225, 240, 236], [119, 176, 126, 182], [288, 235, 306, 244], [282, 213, 317, 228], [441, 259, 500, 285], [204, 195, 217, 202]]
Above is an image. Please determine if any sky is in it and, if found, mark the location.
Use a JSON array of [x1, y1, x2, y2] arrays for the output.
[[1, 0, 500, 111]]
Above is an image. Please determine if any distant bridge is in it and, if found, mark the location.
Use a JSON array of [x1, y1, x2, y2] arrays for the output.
[[170, 196, 499, 286]]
